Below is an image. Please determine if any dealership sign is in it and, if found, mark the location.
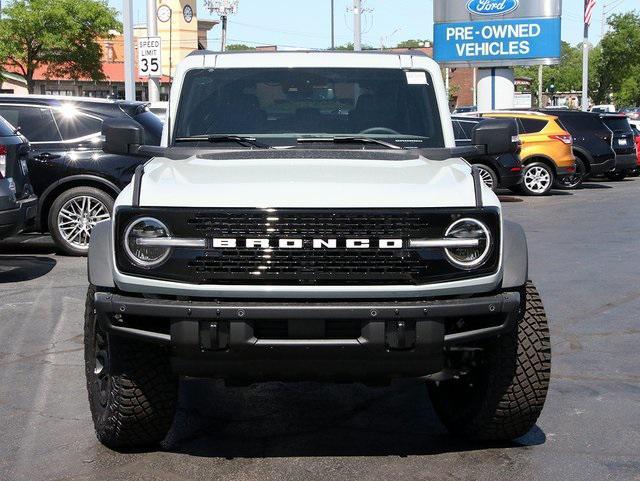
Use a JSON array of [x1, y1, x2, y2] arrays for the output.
[[434, 0, 562, 67]]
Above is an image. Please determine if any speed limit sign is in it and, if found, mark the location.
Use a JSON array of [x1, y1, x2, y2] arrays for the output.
[[138, 37, 162, 78]]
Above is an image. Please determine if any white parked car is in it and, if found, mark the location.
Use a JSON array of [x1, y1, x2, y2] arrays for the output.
[[84, 51, 551, 449], [590, 104, 616, 113]]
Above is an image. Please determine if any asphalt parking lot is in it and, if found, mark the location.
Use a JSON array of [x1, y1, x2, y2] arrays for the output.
[[1, 179, 639, 481]]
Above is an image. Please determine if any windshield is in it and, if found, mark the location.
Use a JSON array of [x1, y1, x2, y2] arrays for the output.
[[173, 67, 444, 148]]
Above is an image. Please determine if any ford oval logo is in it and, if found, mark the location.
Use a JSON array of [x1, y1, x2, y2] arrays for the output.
[[466, 0, 520, 16]]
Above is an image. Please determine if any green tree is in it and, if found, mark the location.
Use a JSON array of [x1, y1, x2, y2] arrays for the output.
[[395, 39, 431, 49], [595, 11, 640, 105], [226, 44, 256, 51], [334, 42, 375, 51], [617, 65, 640, 106], [0, 0, 120, 93]]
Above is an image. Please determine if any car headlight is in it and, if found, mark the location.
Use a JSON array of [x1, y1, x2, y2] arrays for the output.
[[124, 217, 171, 268], [444, 218, 492, 269]]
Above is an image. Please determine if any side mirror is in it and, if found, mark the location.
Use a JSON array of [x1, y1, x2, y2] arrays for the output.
[[102, 118, 145, 155], [472, 118, 519, 155]]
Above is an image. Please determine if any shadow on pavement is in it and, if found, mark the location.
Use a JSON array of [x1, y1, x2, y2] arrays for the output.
[[581, 182, 614, 190], [157, 378, 546, 458], [497, 195, 524, 203], [0, 256, 57, 283], [0, 234, 57, 255]]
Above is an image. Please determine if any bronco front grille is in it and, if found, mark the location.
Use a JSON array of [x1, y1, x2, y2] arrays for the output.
[[115, 208, 501, 286]]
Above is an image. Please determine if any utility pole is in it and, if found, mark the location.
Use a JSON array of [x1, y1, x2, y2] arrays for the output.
[[353, 0, 361, 51], [123, 0, 135, 101], [331, 0, 335, 50], [205, 0, 239, 52], [146, 0, 160, 102], [538, 65, 544, 107]]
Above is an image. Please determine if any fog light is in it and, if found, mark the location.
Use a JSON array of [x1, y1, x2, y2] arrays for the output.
[[124, 217, 171, 268], [444, 218, 492, 269]]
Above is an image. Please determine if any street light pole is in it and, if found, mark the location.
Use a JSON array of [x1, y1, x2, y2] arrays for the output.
[[204, 0, 239, 53], [146, 0, 160, 102], [331, 0, 335, 50], [123, 0, 135, 100], [221, 14, 228, 51], [353, 0, 361, 51]]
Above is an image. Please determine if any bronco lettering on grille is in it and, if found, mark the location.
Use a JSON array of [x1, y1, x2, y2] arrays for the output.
[[211, 238, 404, 249]]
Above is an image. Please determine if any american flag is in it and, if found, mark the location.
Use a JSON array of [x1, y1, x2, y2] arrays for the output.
[[585, 0, 597, 26]]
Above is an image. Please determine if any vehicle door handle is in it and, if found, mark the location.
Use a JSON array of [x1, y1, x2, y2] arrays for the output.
[[33, 152, 62, 161]]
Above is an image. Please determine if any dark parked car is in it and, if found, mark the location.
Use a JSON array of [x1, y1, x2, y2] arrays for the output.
[[0, 114, 37, 239], [452, 116, 522, 191], [630, 124, 640, 177], [600, 114, 637, 181], [537, 109, 616, 187], [0, 96, 162, 255]]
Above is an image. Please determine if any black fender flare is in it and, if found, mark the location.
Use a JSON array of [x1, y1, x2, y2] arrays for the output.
[[501, 220, 529, 289], [88, 220, 115, 288]]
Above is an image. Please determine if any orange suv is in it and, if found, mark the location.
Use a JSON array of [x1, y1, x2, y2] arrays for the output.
[[477, 112, 576, 195]]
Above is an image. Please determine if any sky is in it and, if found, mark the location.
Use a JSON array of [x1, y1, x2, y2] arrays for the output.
[[112, 0, 638, 50]]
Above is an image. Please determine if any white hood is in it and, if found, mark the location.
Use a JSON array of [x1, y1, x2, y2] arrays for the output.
[[118, 153, 499, 209]]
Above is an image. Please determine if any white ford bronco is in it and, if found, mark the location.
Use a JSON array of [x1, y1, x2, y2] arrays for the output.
[[85, 51, 551, 448]]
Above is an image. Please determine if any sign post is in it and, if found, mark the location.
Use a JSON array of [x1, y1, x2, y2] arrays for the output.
[[433, 0, 562, 110], [146, 0, 161, 103], [137, 37, 162, 79]]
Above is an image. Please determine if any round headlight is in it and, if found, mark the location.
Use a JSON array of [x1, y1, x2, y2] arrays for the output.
[[444, 218, 492, 269], [124, 217, 171, 268]]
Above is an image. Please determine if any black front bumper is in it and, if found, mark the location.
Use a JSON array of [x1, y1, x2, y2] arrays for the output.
[[95, 290, 522, 382]]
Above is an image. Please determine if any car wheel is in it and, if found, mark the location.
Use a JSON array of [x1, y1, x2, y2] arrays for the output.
[[555, 157, 585, 190], [427, 281, 551, 441], [85, 285, 178, 449], [628, 168, 640, 178], [474, 164, 499, 191], [605, 171, 627, 181], [519, 162, 554, 196], [48, 187, 114, 256]]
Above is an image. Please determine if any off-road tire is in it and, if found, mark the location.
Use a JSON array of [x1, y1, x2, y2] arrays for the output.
[[49, 186, 114, 256], [84, 285, 178, 449], [427, 281, 551, 441]]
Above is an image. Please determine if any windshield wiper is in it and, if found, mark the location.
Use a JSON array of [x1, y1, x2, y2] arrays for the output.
[[297, 136, 402, 150], [175, 135, 272, 149]]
